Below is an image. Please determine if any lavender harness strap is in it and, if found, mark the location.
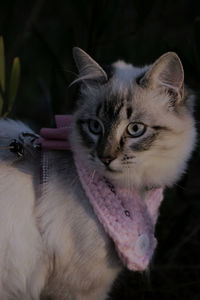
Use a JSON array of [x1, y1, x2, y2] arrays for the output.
[[40, 115, 164, 271]]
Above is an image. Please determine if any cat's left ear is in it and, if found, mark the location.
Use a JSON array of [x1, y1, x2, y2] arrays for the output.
[[72, 47, 108, 84], [141, 52, 184, 102]]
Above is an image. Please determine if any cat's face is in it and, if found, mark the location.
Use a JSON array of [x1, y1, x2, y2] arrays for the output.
[[71, 48, 196, 189]]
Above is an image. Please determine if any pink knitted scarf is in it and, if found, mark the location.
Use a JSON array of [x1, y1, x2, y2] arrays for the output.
[[40, 115, 164, 271]]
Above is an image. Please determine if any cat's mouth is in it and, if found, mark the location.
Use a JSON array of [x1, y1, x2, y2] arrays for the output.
[[105, 165, 122, 173]]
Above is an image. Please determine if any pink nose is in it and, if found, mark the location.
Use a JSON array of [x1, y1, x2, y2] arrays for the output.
[[99, 156, 115, 166]]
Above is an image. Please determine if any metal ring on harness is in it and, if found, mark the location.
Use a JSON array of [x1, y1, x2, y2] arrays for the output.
[[0, 132, 41, 159]]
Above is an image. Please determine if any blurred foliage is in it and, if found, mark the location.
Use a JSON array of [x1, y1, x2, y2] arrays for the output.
[[0, 0, 200, 126], [0, 36, 20, 117], [0, 0, 200, 299]]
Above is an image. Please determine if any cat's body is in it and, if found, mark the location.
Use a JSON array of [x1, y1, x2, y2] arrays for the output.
[[0, 48, 196, 299], [0, 121, 121, 300]]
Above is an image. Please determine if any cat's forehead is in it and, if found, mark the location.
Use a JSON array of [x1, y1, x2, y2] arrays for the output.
[[92, 84, 154, 125], [105, 61, 150, 105]]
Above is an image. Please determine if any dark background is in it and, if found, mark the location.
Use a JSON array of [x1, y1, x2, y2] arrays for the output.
[[1, 0, 200, 299]]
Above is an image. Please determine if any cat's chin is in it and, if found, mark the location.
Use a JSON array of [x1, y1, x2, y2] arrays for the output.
[[84, 161, 146, 190], [99, 168, 143, 190], [100, 167, 165, 191]]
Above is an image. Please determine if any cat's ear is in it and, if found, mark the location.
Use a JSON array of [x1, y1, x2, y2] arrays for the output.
[[141, 52, 184, 102], [72, 47, 108, 84]]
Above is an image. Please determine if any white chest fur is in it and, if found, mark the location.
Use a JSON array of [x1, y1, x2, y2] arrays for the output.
[[0, 150, 121, 300]]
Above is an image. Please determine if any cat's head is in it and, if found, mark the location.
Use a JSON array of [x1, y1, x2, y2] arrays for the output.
[[70, 47, 196, 189]]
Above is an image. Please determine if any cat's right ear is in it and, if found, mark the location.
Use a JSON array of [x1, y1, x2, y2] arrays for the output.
[[72, 47, 108, 85]]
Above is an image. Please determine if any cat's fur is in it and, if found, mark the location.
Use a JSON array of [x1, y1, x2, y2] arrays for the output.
[[0, 48, 196, 299]]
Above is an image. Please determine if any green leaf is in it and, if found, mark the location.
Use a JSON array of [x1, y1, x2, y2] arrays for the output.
[[0, 36, 5, 115], [7, 57, 20, 115], [0, 36, 5, 92]]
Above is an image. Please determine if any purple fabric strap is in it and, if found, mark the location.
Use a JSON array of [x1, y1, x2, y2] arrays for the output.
[[39, 115, 72, 150]]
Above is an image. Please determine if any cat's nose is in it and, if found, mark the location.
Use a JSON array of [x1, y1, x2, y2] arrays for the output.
[[99, 156, 115, 166]]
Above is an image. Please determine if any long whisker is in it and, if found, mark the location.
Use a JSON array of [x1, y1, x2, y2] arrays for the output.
[[89, 169, 96, 184]]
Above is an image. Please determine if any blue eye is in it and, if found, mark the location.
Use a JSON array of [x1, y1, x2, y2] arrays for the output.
[[127, 122, 146, 137], [88, 119, 102, 134]]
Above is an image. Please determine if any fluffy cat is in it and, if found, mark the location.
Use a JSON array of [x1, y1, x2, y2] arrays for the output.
[[0, 48, 196, 300]]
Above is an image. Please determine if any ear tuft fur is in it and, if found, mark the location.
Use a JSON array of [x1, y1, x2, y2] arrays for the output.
[[72, 47, 108, 85]]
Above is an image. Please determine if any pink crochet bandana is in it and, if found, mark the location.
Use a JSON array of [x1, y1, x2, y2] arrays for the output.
[[40, 115, 164, 271]]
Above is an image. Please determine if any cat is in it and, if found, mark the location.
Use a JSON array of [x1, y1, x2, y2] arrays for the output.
[[0, 47, 196, 300]]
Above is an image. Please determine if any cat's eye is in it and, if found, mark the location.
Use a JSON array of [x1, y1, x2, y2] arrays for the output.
[[88, 119, 102, 134], [127, 122, 146, 137]]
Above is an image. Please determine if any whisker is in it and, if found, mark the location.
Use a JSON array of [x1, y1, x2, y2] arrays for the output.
[[173, 183, 187, 191], [89, 169, 96, 184], [121, 162, 135, 165]]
